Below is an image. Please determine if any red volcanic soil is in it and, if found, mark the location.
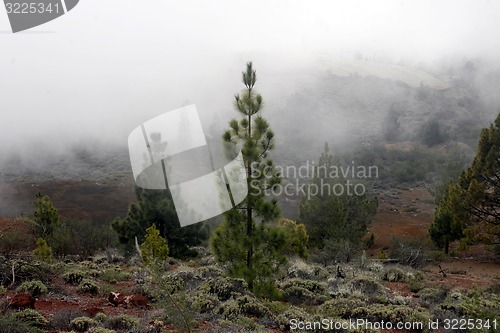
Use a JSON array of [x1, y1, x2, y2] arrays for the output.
[[368, 187, 500, 290], [367, 187, 436, 252]]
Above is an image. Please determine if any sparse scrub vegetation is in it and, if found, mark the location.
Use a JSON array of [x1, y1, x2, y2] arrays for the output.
[[0, 60, 498, 333], [16, 280, 48, 297]]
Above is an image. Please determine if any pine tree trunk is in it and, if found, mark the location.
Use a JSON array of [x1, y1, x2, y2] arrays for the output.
[[246, 105, 253, 290]]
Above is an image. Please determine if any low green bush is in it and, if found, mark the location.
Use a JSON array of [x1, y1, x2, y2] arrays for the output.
[[216, 300, 241, 320], [319, 297, 366, 319], [235, 295, 270, 318], [275, 306, 313, 331], [382, 267, 408, 282], [418, 287, 449, 306], [190, 292, 220, 313], [104, 314, 139, 331], [347, 276, 385, 297], [62, 270, 85, 285], [15, 280, 48, 297], [197, 276, 248, 301], [0, 316, 42, 333], [12, 309, 48, 327], [70, 316, 98, 332], [351, 304, 431, 329], [78, 279, 99, 295]]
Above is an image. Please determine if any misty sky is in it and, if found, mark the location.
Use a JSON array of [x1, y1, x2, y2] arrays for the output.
[[1, 0, 499, 155]]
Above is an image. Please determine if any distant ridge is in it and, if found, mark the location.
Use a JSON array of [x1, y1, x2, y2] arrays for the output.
[[321, 57, 450, 90]]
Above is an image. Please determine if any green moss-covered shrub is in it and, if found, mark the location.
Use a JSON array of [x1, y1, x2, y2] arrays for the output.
[[275, 306, 313, 331], [198, 265, 224, 279], [235, 295, 271, 318], [382, 267, 408, 282], [99, 268, 130, 284], [418, 287, 449, 306], [190, 292, 220, 313], [281, 278, 326, 294], [440, 291, 500, 321], [197, 276, 249, 301], [2, 259, 52, 286], [104, 314, 139, 331], [94, 312, 107, 323], [70, 316, 98, 332], [0, 316, 42, 333], [319, 297, 367, 319], [62, 270, 85, 285], [12, 309, 48, 327], [78, 279, 99, 295], [280, 278, 328, 305], [216, 299, 241, 320], [407, 271, 427, 293], [347, 276, 385, 297], [287, 261, 329, 281], [16, 280, 48, 297]]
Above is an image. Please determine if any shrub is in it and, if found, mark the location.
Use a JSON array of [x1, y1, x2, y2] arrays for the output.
[[235, 295, 270, 318], [280, 278, 328, 305], [0, 285, 7, 295], [418, 287, 449, 306], [62, 270, 85, 285], [197, 265, 224, 279], [382, 266, 408, 282], [441, 290, 500, 321], [94, 312, 107, 323], [351, 304, 431, 327], [104, 315, 139, 330], [0, 230, 34, 257], [319, 297, 366, 319], [99, 269, 129, 284], [286, 260, 329, 280], [50, 219, 118, 257], [391, 239, 429, 268], [70, 316, 97, 332], [275, 306, 313, 331], [0, 316, 42, 333], [216, 300, 241, 320], [12, 309, 48, 327], [78, 279, 99, 295], [197, 276, 248, 301], [347, 276, 385, 297], [278, 218, 309, 258], [190, 292, 220, 313], [33, 238, 53, 262], [49, 309, 86, 330], [408, 271, 427, 293], [16, 280, 48, 297]]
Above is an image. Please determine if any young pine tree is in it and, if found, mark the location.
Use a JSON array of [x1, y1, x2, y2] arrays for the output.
[[140, 224, 169, 265], [32, 192, 60, 239], [211, 62, 284, 292]]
